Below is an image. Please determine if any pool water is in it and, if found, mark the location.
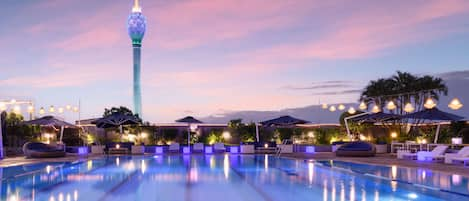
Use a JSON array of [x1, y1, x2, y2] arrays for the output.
[[1, 155, 467, 201]]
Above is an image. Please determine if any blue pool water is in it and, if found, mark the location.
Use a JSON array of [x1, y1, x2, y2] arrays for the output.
[[1, 155, 468, 201]]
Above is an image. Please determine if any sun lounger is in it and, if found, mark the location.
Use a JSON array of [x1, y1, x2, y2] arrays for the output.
[[168, 143, 180, 152], [445, 146, 469, 164], [402, 145, 447, 161], [193, 143, 204, 152], [451, 157, 469, 166], [22, 142, 66, 158], [214, 142, 226, 152]]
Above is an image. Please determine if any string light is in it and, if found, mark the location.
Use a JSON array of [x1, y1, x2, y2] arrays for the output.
[[27, 105, 34, 113], [58, 107, 64, 113], [0, 102, 6, 111], [329, 105, 336, 112], [424, 98, 436, 109], [321, 103, 328, 109], [386, 101, 396, 110], [49, 105, 55, 113], [13, 105, 21, 114], [448, 98, 463, 110], [348, 107, 356, 114], [404, 103, 415, 113], [338, 104, 345, 111], [73, 107, 79, 112], [359, 101, 367, 110], [39, 107, 45, 115], [66, 105, 72, 110], [371, 105, 381, 113]]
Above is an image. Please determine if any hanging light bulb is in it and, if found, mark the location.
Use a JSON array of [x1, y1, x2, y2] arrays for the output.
[[338, 104, 345, 111], [404, 103, 415, 113], [13, 105, 21, 114], [329, 105, 336, 112], [359, 101, 367, 110], [27, 105, 34, 113], [424, 98, 436, 109], [58, 107, 64, 113], [66, 105, 72, 110], [73, 107, 79, 112], [321, 103, 328, 109], [10, 99, 16, 104], [371, 105, 381, 113], [49, 105, 55, 113], [348, 107, 356, 114], [386, 101, 397, 110], [448, 98, 463, 110], [0, 102, 6, 111], [39, 107, 45, 115]]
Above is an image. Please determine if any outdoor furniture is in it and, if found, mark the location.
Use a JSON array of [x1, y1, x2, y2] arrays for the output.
[[131, 145, 144, 154], [240, 144, 255, 154], [22, 142, 66, 158], [193, 143, 204, 152], [451, 157, 469, 166], [168, 143, 180, 152], [91, 145, 105, 154], [445, 146, 469, 164], [335, 141, 376, 157], [214, 143, 226, 152], [109, 147, 128, 154], [402, 145, 448, 160], [277, 144, 293, 153]]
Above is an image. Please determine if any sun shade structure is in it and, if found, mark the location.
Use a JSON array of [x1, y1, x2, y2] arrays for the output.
[[22, 116, 77, 143], [402, 108, 465, 143], [176, 116, 203, 145], [175, 116, 203, 124], [260, 115, 309, 127], [402, 107, 465, 121], [92, 113, 141, 129], [349, 112, 401, 123]]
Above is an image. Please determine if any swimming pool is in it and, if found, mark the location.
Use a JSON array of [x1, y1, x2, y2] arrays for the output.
[[1, 155, 467, 201]]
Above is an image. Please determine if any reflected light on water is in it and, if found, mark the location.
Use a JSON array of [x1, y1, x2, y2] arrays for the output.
[[264, 155, 269, 172], [210, 156, 216, 169], [331, 180, 336, 201], [391, 165, 397, 179], [87, 160, 93, 170], [58, 193, 64, 201], [374, 190, 379, 201], [73, 190, 78, 201], [340, 182, 345, 201], [391, 181, 397, 192], [421, 170, 426, 180], [116, 158, 120, 166], [308, 163, 314, 185], [350, 180, 355, 201], [452, 174, 461, 185], [46, 165, 52, 174], [66, 193, 71, 201], [224, 154, 230, 179], [361, 189, 366, 201], [323, 180, 328, 201], [141, 160, 147, 174]]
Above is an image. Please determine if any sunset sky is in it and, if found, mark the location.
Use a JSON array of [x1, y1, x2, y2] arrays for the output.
[[1, 0, 468, 123]]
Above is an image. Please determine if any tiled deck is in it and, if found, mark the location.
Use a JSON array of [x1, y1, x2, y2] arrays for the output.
[[1, 152, 468, 177]]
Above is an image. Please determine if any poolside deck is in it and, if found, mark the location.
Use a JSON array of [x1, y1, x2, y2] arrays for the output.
[[1, 153, 468, 177]]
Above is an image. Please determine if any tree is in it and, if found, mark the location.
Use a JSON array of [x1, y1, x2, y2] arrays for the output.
[[103, 106, 136, 117], [360, 71, 448, 137]]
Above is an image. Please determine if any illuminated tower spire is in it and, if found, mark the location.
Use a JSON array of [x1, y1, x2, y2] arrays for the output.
[[127, 0, 146, 118]]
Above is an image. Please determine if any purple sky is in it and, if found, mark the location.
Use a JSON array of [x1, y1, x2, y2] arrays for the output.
[[1, 0, 469, 123]]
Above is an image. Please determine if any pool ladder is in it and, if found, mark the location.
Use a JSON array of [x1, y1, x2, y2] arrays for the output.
[[275, 140, 289, 157]]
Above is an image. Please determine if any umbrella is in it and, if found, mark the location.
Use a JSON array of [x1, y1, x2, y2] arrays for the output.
[[402, 108, 465, 143], [175, 116, 203, 145], [260, 115, 309, 127], [349, 112, 401, 123], [259, 115, 309, 142], [23, 116, 77, 143], [92, 113, 141, 141], [92, 113, 141, 129]]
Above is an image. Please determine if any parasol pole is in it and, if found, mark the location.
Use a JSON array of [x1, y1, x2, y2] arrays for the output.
[[434, 123, 441, 144], [60, 125, 64, 143], [187, 123, 191, 146], [0, 114, 3, 159], [255, 122, 259, 142]]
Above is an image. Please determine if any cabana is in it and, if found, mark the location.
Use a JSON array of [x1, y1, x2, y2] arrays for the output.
[[22, 116, 76, 143], [92, 113, 141, 154], [259, 115, 309, 153]]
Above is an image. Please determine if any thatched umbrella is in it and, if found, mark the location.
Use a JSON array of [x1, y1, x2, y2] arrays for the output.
[[92, 113, 141, 140], [259, 115, 310, 142]]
